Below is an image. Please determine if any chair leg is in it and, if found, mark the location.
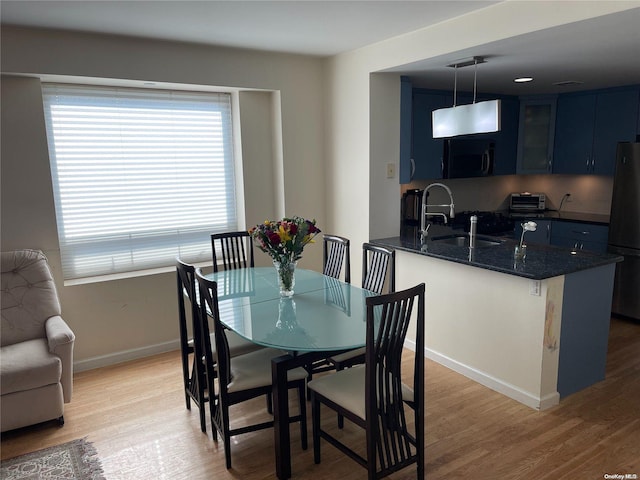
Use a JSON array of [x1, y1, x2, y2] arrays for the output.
[[224, 421, 232, 469], [199, 400, 207, 433], [336, 363, 345, 429], [305, 365, 313, 399], [185, 357, 196, 410], [266, 392, 273, 414], [298, 383, 307, 450], [311, 392, 321, 464]]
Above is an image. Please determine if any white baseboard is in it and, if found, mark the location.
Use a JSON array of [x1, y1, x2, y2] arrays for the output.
[[404, 339, 559, 411], [77, 339, 560, 411], [74, 340, 180, 372]]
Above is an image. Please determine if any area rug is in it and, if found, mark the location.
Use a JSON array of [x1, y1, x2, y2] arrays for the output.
[[0, 438, 105, 480]]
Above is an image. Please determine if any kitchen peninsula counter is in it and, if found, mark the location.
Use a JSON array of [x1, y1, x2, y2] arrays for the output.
[[371, 228, 622, 280], [371, 228, 620, 411]]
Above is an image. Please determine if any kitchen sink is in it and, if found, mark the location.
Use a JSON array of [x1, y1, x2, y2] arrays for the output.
[[431, 234, 502, 247]]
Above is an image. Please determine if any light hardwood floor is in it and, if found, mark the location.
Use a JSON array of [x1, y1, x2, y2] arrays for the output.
[[1, 317, 638, 479]]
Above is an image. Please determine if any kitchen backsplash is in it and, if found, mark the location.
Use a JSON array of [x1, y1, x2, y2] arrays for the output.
[[405, 174, 614, 216]]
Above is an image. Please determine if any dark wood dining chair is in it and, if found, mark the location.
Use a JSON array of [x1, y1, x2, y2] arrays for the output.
[[176, 258, 263, 433], [308, 283, 425, 480], [176, 258, 206, 431], [361, 242, 396, 295], [211, 231, 254, 272], [329, 242, 396, 427], [322, 234, 351, 283], [305, 234, 352, 379], [195, 269, 309, 469]]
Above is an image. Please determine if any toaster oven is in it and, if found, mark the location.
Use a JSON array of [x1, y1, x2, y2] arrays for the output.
[[510, 193, 546, 212]]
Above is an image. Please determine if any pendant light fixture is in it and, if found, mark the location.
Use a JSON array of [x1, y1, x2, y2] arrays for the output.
[[432, 56, 502, 138]]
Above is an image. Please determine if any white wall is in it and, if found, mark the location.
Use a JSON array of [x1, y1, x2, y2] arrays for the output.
[[1, 27, 326, 367]]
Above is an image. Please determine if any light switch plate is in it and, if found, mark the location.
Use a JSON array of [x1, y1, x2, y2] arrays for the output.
[[386, 163, 396, 179]]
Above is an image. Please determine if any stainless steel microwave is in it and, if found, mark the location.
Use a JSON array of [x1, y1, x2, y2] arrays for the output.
[[510, 192, 546, 212], [443, 138, 495, 178]]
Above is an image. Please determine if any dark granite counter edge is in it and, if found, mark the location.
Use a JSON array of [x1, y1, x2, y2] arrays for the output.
[[370, 235, 623, 281], [504, 210, 610, 226]]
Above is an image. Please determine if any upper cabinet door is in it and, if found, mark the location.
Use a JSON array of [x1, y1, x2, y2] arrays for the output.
[[411, 91, 448, 181], [516, 97, 557, 174], [553, 93, 596, 174], [399, 76, 413, 184], [592, 88, 640, 175], [553, 87, 639, 175], [492, 96, 519, 175]]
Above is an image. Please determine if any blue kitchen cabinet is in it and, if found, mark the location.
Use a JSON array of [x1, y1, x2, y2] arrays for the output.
[[516, 96, 557, 174], [553, 93, 595, 174], [553, 86, 639, 175], [592, 88, 639, 175], [411, 90, 449, 180], [399, 76, 413, 183], [550, 221, 609, 253], [493, 96, 519, 175]]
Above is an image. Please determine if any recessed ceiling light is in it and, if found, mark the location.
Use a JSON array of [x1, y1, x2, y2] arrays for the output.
[[514, 77, 533, 83]]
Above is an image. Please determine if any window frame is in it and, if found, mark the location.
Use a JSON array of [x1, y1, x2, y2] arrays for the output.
[[42, 82, 243, 284]]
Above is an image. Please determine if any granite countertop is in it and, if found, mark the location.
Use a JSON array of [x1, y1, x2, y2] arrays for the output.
[[371, 226, 622, 280], [505, 210, 610, 225]]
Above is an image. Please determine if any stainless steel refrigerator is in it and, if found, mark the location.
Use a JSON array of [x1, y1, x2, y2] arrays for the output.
[[608, 142, 640, 320]]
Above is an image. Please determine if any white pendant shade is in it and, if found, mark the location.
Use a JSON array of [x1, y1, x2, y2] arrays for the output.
[[432, 99, 502, 138]]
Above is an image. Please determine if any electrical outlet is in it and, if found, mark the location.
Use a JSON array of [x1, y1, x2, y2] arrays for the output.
[[386, 163, 396, 179], [529, 280, 541, 296]]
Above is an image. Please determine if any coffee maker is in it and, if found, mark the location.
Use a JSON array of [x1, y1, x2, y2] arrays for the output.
[[401, 189, 422, 238]]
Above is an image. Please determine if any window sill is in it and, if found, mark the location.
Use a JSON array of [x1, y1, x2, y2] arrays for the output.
[[63, 261, 212, 286]]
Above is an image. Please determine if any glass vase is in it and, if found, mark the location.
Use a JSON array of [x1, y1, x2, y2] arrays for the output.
[[273, 259, 297, 297], [514, 244, 527, 261]]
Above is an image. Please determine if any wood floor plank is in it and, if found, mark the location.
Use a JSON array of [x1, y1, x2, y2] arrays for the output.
[[1, 317, 638, 479]]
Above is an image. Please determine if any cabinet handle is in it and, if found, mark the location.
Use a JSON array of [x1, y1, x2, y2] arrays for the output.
[[410, 158, 415, 180], [572, 230, 590, 235], [586, 156, 590, 168]]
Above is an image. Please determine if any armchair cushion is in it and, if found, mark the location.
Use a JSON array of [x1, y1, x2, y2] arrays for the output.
[[0, 339, 62, 395]]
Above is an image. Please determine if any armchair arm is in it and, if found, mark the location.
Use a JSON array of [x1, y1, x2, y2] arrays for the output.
[[46, 315, 75, 403]]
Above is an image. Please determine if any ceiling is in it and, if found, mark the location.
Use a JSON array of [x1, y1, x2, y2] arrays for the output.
[[2, 1, 640, 95], [0, 1, 497, 56]]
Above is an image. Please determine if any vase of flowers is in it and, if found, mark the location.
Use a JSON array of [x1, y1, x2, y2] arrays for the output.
[[515, 221, 537, 260], [249, 216, 321, 296]]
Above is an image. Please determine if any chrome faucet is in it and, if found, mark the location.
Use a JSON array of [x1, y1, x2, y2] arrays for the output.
[[420, 182, 455, 242]]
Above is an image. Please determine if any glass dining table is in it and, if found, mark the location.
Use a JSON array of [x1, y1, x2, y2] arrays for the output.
[[205, 266, 376, 479]]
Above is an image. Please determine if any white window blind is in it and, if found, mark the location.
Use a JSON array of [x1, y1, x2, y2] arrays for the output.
[[42, 83, 238, 281]]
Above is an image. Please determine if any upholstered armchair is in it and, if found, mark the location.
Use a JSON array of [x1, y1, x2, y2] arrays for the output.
[[1, 249, 75, 432]]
